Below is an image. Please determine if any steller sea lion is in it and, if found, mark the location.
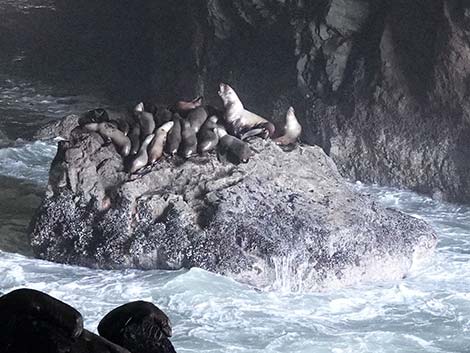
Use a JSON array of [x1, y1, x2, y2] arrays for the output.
[[84, 122, 132, 157], [129, 134, 154, 174], [180, 120, 197, 158], [172, 96, 203, 117], [216, 125, 251, 163], [148, 121, 174, 164], [128, 122, 141, 155], [165, 113, 182, 156], [134, 102, 156, 137], [187, 106, 208, 133], [274, 106, 302, 145], [218, 83, 275, 140], [198, 116, 219, 154], [78, 108, 110, 126]]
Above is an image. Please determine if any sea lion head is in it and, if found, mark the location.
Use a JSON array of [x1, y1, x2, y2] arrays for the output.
[[218, 83, 238, 106], [134, 102, 144, 114], [191, 96, 203, 106], [158, 121, 174, 134]]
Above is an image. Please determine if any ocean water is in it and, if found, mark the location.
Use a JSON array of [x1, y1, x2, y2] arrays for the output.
[[0, 90, 470, 352], [0, 15, 469, 349]]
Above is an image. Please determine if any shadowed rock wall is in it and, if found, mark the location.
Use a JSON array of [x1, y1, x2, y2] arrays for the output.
[[43, 0, 470, 202]]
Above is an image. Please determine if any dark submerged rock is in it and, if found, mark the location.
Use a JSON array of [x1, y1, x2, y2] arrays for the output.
[[98, 301, 176, 353], [30, 126, 437, 291]]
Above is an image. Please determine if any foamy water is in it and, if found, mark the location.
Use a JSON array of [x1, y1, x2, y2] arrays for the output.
[[0, 75, 469, 352], [0, 139, 469, 352]]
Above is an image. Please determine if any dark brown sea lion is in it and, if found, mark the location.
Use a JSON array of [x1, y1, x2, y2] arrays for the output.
[[218, 83, 275, 140], [134, 102, 156, 137], [165, 113, 182, 156], [187, 106, 208, 133], [216, 125, 251, 163], [180, 119, 197, 158], [148, 121, 174, 164], [78, 108, 110, 126], [198, 116, 219, 154], [173, 96, 203, 117], [128, 122, 141, 155]]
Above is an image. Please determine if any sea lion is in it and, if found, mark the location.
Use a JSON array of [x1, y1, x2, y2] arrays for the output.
[[187, 106, 208, 133], [216, 125, 251, 163], [198, 116, 219, 154], [173, 96, 203, 117], [0, 288, 83, 339], [78, 108, 109, 126], [155, 108, 173, 127], [84, 122, 132, 157], [148, 121, 174, 164], [218, 83, 275, 139], [98, 301, 175, 353], [129, 134, 154, 174], [274, 106, 302, 145], [165, 113, 182, 156], [128, 122, 141, 155], [180, 119, 198, 158], [134, 102, 156, 137]]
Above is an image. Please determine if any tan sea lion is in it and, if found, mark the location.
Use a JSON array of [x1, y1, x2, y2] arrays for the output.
[[165, 113, 182, 156], [148, 121, 174, 164], [180, 120, 197, 158], [274, 106, 302, 145], [134, 102, 156, 137], [217, 83, 275, 140], [84, 122, 132, 157], [173, 96, 203, 116], [129, 134, 154, 174], [216, 125, 251, 163], [198, 116, 219, 154]]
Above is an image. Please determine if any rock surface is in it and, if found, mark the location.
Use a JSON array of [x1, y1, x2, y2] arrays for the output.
[[42, 0, 470, 203], [30, 127, 437, 291]]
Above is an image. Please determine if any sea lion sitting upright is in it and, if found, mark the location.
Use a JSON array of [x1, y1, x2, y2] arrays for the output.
[[187, 106, 208, 133], [173, 96, 203, 117], [274, 106, 302, 145], [218, 83, 275, 140], [148, 121, 174, 164], [84, 122, 132, 157], [198, 116, 219, 154], [129, 134, 154, 174], [180, 119, 197, 158], [98, 301, 175, 353], [134, 102, 156, 137], [216, 125, 251, 163], [165, 113, 182, 156]]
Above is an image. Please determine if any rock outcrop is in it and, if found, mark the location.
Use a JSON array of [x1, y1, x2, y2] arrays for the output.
[[30, 125, 437, 291], [38, 0, 470, 203]]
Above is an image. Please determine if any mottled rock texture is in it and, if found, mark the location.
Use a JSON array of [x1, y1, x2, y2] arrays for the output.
[[30, 126, 437, 291], [42, 0, 470, 203]]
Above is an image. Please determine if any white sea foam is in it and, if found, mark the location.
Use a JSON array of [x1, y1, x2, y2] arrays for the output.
[[0, 132, 470, 351]]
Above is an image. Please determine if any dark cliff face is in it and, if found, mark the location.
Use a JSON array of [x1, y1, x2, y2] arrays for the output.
[[22, 0, 470, 202]]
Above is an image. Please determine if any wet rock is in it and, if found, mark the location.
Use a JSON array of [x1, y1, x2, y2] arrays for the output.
[[30, 128, 437, 291], [33, 114, 80, 140]]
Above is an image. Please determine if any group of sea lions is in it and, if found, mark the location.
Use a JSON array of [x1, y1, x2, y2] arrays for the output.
[[0, 288, 176, 353], [78, 83, 302, 174]]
